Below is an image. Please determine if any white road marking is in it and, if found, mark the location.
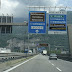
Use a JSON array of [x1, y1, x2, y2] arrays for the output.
[[49, 61, 51, 63], [49, 61, 55, 66], [51, 63, 55, 66], [3, 55, 38, 72], [56, 67, 62, 72], [49, 60, 62, 71]]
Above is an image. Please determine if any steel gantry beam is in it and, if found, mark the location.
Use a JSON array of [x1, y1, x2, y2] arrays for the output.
[[0, 23, 71, 26], [27, 6, 71, 8], [27, 6, 71, 10], [0, 23, 28, 26]]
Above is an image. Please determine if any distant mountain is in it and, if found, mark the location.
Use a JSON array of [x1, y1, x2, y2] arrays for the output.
[[13, 11, 72, 24]]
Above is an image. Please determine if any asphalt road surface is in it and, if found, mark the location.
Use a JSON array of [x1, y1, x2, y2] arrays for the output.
[[3, 54, 72, 72]]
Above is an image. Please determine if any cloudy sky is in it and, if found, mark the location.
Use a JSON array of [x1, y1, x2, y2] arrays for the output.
[[0, 0, 72, 18]]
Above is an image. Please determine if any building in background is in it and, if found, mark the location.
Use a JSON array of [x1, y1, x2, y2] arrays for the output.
[[0, 15, 13, 33], [0, 48, 11, 53]]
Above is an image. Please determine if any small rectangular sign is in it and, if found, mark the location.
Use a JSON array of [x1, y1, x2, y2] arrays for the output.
[[30, 12, 45, 22], [39, 44, 48, 46]]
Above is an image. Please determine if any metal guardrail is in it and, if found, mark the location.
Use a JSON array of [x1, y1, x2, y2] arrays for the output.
[[0, 52, 36, 62]]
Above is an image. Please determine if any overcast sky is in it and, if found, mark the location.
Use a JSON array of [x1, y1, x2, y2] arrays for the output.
[[0, 0, 72, 18]]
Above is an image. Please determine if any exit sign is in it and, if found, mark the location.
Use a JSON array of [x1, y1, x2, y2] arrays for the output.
[[39, 44, 48, 46]]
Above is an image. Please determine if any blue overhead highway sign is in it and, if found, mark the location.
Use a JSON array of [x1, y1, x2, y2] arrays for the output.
[[28, 11, 46, 34], [48, 11, 67, 34]]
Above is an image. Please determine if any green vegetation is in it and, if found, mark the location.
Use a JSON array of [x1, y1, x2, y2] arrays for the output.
[[47, 50, 61, 54], [0, 34, 28, 48]]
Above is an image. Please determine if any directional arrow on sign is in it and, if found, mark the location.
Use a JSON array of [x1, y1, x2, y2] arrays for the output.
[[35, 30, 39, 33]]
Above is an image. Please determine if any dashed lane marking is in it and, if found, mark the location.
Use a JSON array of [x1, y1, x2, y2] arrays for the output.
[[56, 67, 62, 72]]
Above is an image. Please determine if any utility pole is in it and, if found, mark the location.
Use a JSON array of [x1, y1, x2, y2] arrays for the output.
[[28, 34, 29, 55], [48, 43, 50, 54]]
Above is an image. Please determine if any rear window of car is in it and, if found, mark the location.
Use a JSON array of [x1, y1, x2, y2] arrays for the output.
[[50, 54, 57, 56]]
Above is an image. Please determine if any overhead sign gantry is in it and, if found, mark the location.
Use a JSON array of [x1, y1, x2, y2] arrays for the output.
[[27, 6, 70, 34]]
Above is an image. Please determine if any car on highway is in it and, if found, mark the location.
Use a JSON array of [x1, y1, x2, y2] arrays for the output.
[[49, 53, 57, 60]]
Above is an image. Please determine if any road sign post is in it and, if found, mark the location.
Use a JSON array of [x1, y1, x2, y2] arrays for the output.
[[48, 43, 50, 54], [28, 34, 29, 55]]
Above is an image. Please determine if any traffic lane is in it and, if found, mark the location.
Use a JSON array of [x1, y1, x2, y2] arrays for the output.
[[48, 56, 72, 72], [7, 55, 59, 72]]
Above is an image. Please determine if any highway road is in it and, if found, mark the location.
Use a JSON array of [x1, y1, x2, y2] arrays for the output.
[[3, 54, 72, 72]]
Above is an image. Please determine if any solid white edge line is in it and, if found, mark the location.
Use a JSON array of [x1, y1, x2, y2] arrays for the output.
[[56, 67, 62, 72], [3, 55, 38, 72]]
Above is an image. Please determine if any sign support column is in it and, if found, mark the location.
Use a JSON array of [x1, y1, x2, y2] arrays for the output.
[[28, 33, 29, 55]]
